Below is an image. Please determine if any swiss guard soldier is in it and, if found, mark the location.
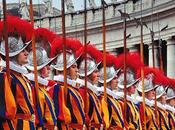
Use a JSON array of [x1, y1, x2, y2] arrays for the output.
[[98, 53, 125, 130], [0, 16, 35, 130], [25, 28, 57, 130], [76, 44, 105, 129], [115, 52, 142, 130], [165, 84, 175, 129], [136, 67, 160, 130], [155, 84, 170, 130], [48, 37, 86, 130]]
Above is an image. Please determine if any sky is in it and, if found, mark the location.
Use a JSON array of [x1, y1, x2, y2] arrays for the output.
[[5, 0, 120, 10]]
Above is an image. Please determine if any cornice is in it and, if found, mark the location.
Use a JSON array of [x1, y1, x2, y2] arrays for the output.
[[54, 0, 175, 34]]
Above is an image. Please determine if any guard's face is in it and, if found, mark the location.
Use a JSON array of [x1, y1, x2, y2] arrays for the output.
[[160, 93, 167, 104], [40, 65, 50, 78], [16, 49, 29, 65], [68, 63, 78, 80], [169, 98, 175, 107], [127, 85, 136, 95], [89, 69, 99, 85], [110, 77, 118, 90], [146, 89, 155, 100]]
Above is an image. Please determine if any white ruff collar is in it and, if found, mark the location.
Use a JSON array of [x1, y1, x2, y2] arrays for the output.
[[0, 60, 28, 74], [24, 73, 49, 86], [112, 91, 139, 104], [165, 104, 175, 113], [97, 87, 118, 98], [53, 75, 77, 88], [135, 96, 154, 107], [76, 78, 99, 95], [157, 101, 166, 110]]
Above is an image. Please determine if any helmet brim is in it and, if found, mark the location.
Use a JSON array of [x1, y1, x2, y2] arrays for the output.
[[26, 56, 57, 71], [118, 78, 140, 89], [137, 83, 159, 93], [78, 61, 101, 77], [156, 87, 168, 99], [166, 96, 175, 100], [0, 40, 31, 57], [51, 53, 81, 71]]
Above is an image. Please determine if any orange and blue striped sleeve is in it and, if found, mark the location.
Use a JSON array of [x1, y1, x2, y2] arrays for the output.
[[99, 95, 110, 128], [0, 72, 16, 119], [107, 96, 124, 129], [67, 86, 85, 125], [48, 84, 71, 124]]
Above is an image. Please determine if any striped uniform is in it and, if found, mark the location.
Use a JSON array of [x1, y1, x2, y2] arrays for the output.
[[11, 72, 35, 130], [31, 81, 57, 130], [137, 103, 158, 130], [157, 108, 170, 130], [119, 99, 142, 130], [0, 72, 16, 130], [107, 96, 125, 130], [167, 110, 175, 129], [0, 70, 35, 130], [48, 81, 85, 130], [79, 87, 103, 129], [98, 95, 110, 129], [48, 83, 70, 130]]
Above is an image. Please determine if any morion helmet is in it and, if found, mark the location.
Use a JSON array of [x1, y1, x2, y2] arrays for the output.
[[115, 53, 143, 89], [136, 67, 166, 93], [51, 37, 83, 71], [26, 28, 57, 71], [156, 85, 167, 99], [137, 74, 155, 93], [166, 79, 175, 100], [78, 44, 102, 77], [99, 53, 120, 84], [0, 16, 33, 57], [166, 87, 175, 100]]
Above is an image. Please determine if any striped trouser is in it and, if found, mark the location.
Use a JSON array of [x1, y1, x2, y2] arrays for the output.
[[0, 119, 15, 130]]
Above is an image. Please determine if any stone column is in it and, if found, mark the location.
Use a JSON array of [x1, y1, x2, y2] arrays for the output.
[[167, 38, 175, 78], [148, 42, 160, 68]]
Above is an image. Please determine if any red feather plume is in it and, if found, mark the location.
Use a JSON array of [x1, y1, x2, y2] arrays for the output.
[[0, 21, 3, 39], [50, 36, 63, 57], [74, 43, 102, 64], [65, 37, 83, 53], [50, 36, 83, 58], [86, 44, 103, 64], [115, 52, 143, 73], [35, 28, 57, 44], [35, 28, 58, 58], [0, 16, 33, 42], [137, 67, 169, 86], [167, 78, 175, 89], [75, 45, 84, 59], [105, 52, 116, 67]]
